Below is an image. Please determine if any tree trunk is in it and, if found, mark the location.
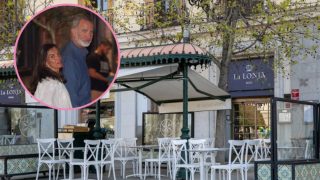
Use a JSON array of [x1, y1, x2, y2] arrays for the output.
[[214, 2, 237, 162]]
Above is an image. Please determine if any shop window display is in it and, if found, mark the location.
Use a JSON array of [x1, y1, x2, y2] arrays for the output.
[[232, 99, 271, 140], [79, 93, 115, 138], [0, 105, 56, 177], [0, 106, 55, 150]]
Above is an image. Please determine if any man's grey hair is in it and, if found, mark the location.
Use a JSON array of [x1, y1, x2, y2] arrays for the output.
[[70, 14, 93, 28]]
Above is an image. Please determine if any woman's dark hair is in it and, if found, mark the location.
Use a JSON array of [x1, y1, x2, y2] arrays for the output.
[[29, 44, 65, 94]]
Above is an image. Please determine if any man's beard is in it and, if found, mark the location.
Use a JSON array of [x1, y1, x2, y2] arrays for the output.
[[78, 39, 91, 47]]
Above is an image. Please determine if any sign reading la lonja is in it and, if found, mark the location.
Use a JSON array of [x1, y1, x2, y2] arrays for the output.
[[0, 80, 23, 104], [228, 58, 274, 92]]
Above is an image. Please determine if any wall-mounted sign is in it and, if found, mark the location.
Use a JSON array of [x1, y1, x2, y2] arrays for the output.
[[228, 58, 274, 97], [0, 80, 24, 104], [291, 89, 299, 100]]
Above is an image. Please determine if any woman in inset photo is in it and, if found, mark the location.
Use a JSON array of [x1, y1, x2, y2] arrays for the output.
[[30, 44, 72, 108]]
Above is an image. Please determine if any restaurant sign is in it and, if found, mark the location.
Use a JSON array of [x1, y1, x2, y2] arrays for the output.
[[0, 80, 24, 104], [228, 58, 274, 95]]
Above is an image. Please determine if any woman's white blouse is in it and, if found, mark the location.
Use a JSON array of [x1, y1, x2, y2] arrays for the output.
[[34, 78, 72, 108]]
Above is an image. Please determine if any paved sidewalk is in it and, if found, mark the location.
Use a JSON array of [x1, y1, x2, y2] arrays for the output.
[[9, 168, 255, 180]]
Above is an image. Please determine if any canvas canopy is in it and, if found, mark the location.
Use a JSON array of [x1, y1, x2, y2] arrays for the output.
[[114, 64, 231, 113]]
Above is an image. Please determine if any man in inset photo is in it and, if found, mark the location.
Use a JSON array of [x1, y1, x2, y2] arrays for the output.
[[61, 15, 93, 107], [86, 39, 114, 101]]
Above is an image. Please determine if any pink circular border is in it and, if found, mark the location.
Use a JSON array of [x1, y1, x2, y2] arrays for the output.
[[14, 3, 121, 111]]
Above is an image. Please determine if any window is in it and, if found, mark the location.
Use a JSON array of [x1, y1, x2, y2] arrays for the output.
[[0, 106, 56, 147], [90, 0, 114, 23], [142, 0, 184, 30], [238, 0, 266, 16], [276, 100, 315, 160], [143, 113, 194, 145], [232, 98, 271, 140], [79, 94, 115, 138], [0, 0, 25, 47]]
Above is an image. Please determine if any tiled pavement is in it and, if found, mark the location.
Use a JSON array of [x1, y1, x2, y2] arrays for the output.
[[9, 168, 255, 180]]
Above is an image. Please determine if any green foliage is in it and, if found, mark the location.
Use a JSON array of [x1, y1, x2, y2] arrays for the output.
[[0, 0, 54, 60]]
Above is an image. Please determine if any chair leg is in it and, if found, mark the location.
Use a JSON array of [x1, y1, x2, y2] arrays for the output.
[[186, 168, 189, 180], [48, 165, 52, 180], [108, 164, 112, 177], [241, 169, 245, 180], [63, 164, 66, 180], [244, 168, 248, 180], [228, 170, 232, 180], [158, 162, 161, 180], [100, 164, 104, 180], [168, 161, 172, 179], [172, 168, 176, 180], [122, 162, 126, 179], [95, 165, 100, 180], [144, 162, 148, 180], [84, 166, 88, 180], [36, 163, 41, 180], [53, 164, 56, 180], [112, 164, 116, 180], [80, 166, 84, 180]]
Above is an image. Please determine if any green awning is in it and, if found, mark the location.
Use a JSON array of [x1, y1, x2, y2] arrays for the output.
[[120, 43, 218, 67], [0, 60, 15, 76]]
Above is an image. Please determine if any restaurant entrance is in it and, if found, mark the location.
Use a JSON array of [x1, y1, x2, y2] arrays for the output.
[[232, 98, 271, 140]]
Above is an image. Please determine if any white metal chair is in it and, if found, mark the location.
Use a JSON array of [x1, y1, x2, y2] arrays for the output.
[[188, 139, 206, 166], [171, 139, 199, 180], [243, 140, 260, 180], [144, 138, 172, 180], [100, 139, 118, 180], [69, 140, 100, 180], [114, 138, 139, 178], [36, 138, 65, 180], [56, 138, 74, 180], [305, 139, 313, 159], [210, 140, 245, 180], [262, 139, 271, 159]]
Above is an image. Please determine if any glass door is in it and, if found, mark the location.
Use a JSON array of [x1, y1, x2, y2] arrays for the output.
[[232, 98, 271, 140]]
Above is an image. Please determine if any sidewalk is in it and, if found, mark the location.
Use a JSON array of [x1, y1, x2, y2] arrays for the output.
[[9, 168, 255, 180]]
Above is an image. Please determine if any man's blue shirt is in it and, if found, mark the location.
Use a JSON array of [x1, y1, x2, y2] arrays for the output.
[[61, 42, 91, 107]]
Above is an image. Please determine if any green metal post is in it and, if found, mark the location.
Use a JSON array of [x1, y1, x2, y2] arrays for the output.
[[181, 62, 190, 140], [177, 61, 190, 179], [93, 100, 104, 139]]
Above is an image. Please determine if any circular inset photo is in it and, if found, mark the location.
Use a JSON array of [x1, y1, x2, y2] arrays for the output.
[[14, 4, 120, 110]]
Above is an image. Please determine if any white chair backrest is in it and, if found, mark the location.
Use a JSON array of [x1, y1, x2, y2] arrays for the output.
[[101, 139, 118, 162], [124, 138, 137, 157], [116, 138, 137, 158], [263, 139, 271, 159], [171, 139, 188, 165], [37, 138, 56, 161], [57, 138, 74, 160], [244, 139, 260, 164], [158, 138, 172, 160], [228, 140, 245, 165], [188, 139, 206, 164], [84, 140, 100, 163]]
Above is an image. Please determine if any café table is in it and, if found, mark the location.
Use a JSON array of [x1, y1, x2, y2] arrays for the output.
[[57, 147, 85, 180], [126, 145, 159, 179], [188, 148, 229, 180]]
